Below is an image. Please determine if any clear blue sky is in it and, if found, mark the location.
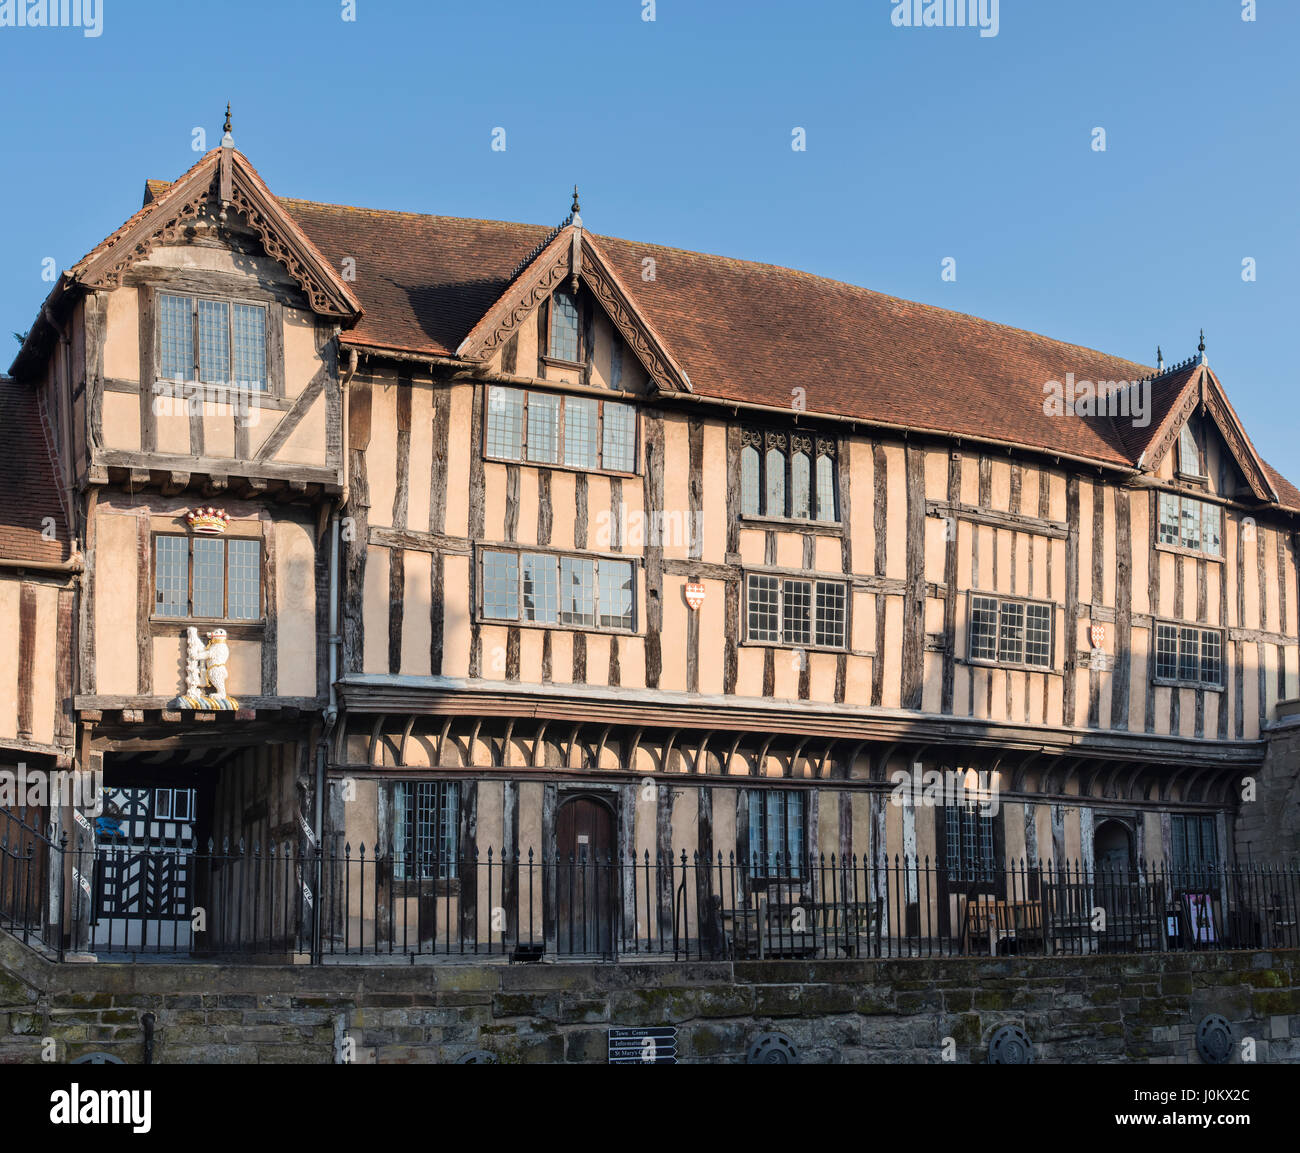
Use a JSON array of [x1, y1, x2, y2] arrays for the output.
[[2, 0, 1297, 483]]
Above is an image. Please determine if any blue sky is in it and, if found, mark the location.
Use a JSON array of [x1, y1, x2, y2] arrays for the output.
[[2, 0, 1297, 481]]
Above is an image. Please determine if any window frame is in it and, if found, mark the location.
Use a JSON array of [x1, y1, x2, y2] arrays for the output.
[[745, 789, 807, 881], [742, 570, 849, 652], [1169, 813, 1219, 880], [1177, 424, 1206, 482], [1151, 620, 1225, 690], [739, 428, 840, 525], [1154, 490, 1223, 560], [150, 532, 264, 625], [476, 546, 639, 636], [393, 780, 461, 887], [155, 290, 272, 394], [482, 385, 640, 478], [545, 291, 583, 366], [943, 799, 997, 888], [964, 592, 1055, 671]]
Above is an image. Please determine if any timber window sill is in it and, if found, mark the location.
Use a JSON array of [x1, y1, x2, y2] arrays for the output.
[[539, 355, 586, 371], [475, 617, 640, 639], [738, 639, 851, 656], [739, 514, 843, 535], [149, 617, 266, 638], [960, 657, 1058, 676], [1154, 542, 1223, 564], [1151, 677, 1224, 694], [480, 453, 639, 481], [147, 379, 284, 407]]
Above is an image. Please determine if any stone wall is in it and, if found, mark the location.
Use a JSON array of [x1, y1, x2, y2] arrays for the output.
[[1238, 709, 1300, 863], [2, 930, 1297, 1064]]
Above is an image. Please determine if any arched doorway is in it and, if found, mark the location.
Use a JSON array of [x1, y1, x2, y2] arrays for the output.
[[555, 794, 616, 958], [1093, 818, 1137, 952], [1094, 819, 1133, 880]]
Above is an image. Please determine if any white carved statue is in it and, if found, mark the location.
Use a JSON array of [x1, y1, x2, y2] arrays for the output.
[[184, 627, 206, 697], [175, 627, 237, 710], [202, 629, 231, 700]]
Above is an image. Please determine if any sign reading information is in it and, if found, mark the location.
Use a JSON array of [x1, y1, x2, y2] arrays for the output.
[[608, 1027, 677, 1064]]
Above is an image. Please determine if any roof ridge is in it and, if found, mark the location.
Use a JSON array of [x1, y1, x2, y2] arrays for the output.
[[281, 196, 552, 234]]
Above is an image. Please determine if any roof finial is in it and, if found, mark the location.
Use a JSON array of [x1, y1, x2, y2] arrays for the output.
[[1156, 345, 1163, 372], [571, 184, 581, 216], [221, 102, 234, 149], [1198, 328, 1207, 363]]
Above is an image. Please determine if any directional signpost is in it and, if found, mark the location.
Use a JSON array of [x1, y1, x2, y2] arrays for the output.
[[608, 1027, 677, 1064]]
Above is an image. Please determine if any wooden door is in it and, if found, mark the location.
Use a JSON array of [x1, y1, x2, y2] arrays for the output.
[[556, 795, 615, 957]]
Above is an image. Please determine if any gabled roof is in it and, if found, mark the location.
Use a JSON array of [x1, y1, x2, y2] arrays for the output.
[[0, 378, 73, 565], [282, 199, 1156, 467], [10, 148, 1300, 513], [1127, 359, 1280, 503], [455, 224, 693, 394], [9, 147, 361, 379], [273, 196, 1300, 511]]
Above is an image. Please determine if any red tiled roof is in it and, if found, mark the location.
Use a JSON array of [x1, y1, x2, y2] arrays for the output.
[[14, 165, 1300, 514], [0, 378, 72, 565], [281, 197, 1300, 508], [282, 200, 555, 361], [283, 199, 1156, 467], [1264, 462, 1300, 510]]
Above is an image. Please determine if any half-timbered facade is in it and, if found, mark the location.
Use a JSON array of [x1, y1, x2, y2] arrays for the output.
[[4, 127, 1298, 958]]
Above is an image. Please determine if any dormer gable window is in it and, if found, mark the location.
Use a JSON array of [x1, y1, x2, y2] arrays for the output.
[[158, 292, 267, 391], [484, 385, 638, 475], [548, 291, 581, 363], [1178, 424, 1203, 479]]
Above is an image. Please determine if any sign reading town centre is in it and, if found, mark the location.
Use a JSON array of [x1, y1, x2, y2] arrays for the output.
[[608, 1027, 677, 1064]]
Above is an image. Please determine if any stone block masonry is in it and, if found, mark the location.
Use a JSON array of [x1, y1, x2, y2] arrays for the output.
[[2, 930, 1297, 1063]]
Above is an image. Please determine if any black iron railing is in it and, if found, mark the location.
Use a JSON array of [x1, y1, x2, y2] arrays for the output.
[[0, 806, 64, 960], [3, 810, 1299, 964]]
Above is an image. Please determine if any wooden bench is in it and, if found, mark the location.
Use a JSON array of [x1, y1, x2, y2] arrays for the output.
[[721, 897, 877, 959], [964, 897, 1045, 955], [813, 901, 879, 956]]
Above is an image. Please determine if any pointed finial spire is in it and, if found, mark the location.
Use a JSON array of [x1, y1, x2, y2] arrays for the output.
[[221, 102, 234, 150], [571, 184, 581, 216], [1156, 345, 1163, 372], [224, 102, 232, 134], [1198, 328, 1207, 363]]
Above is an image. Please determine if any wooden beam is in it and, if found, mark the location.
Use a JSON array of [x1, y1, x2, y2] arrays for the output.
[[138, 285, 156, 452], [16, 583, 36, 740], [136, 517, 153, 695]]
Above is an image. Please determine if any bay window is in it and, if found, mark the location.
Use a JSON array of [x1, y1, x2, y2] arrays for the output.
[[481, 548, 636, 633], [739, 428, 838, 522], [967, 594, 1053, 668], [1157, 492, 1221, 557], [485, 385, 637, 474], [158, 292, 267, 390]]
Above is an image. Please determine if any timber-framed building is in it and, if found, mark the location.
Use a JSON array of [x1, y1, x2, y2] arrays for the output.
[[2, 123, 1298, 960]]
